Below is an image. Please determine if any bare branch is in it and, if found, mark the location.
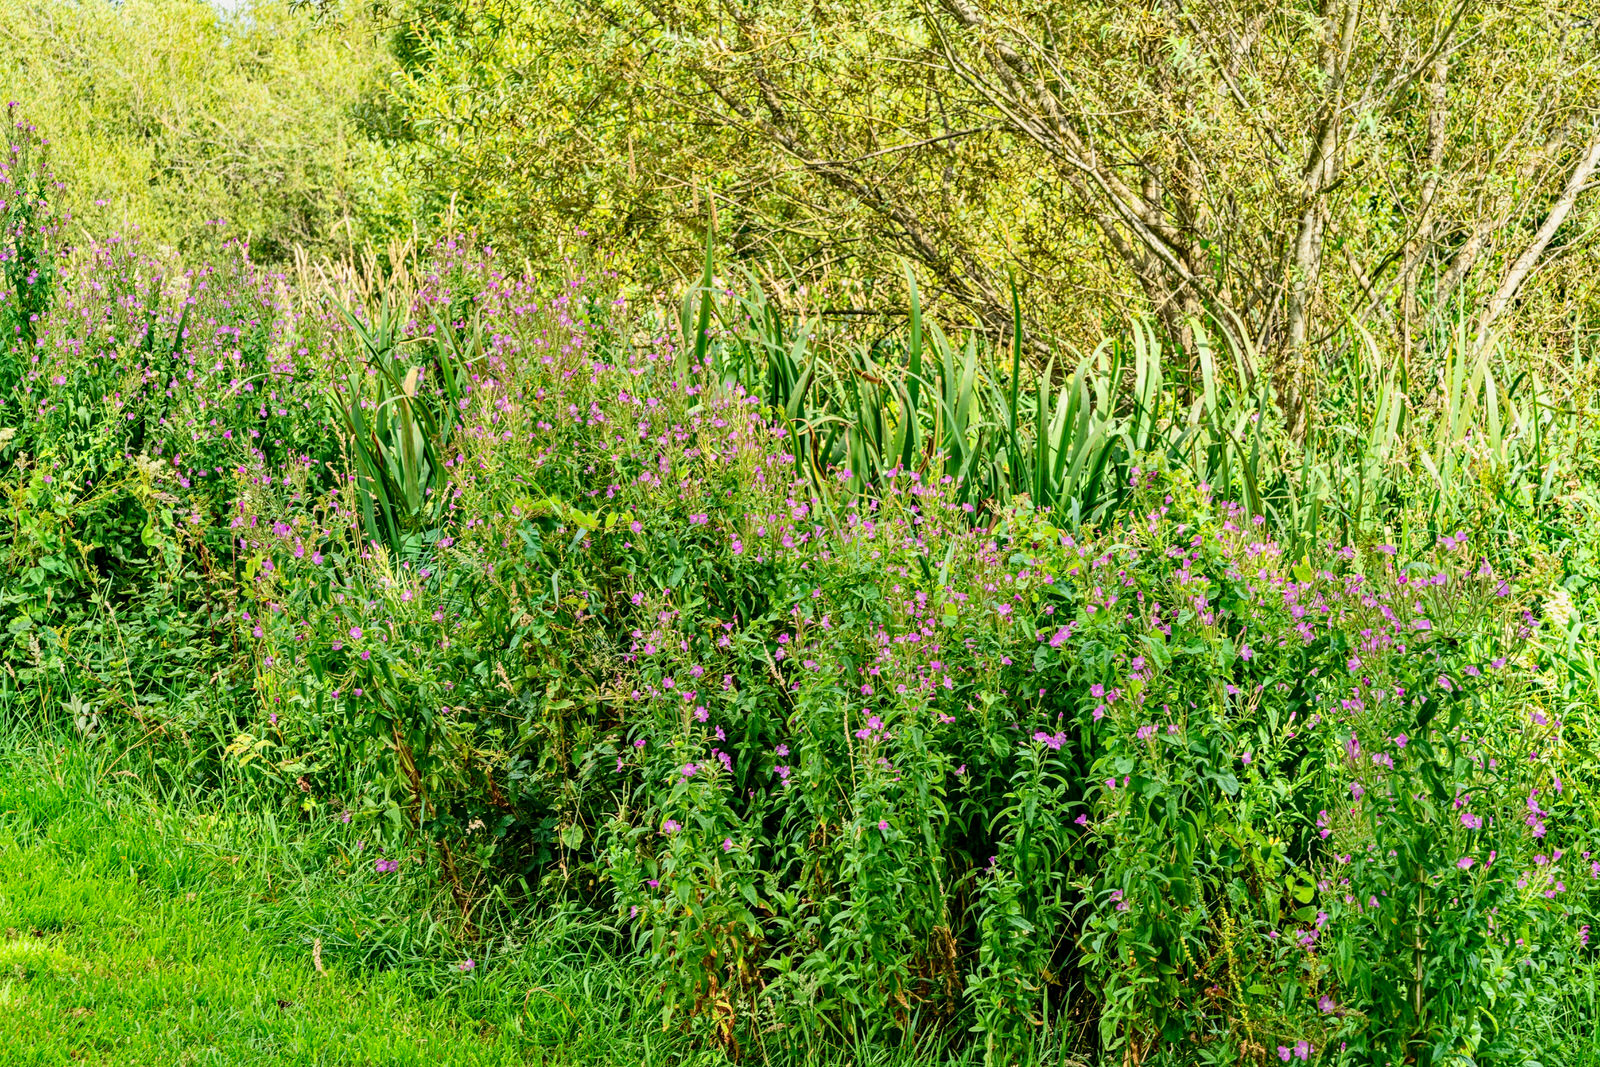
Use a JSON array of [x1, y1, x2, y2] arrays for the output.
[[1477, 125, 1600, 342]]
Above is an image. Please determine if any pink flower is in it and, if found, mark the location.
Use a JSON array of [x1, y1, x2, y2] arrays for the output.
[[458, 958, 475, 972], [877, 820, 889, 832], [1457, 857, 1474, 870]]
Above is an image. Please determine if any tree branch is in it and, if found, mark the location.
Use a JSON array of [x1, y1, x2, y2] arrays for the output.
[[1477, 125, 1600, 343]]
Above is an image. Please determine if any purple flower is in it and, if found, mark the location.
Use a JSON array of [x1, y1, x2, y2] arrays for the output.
[[877, 820, 889, 832], [1457, 857, 1474, 870], [459, 958, 475, 972]]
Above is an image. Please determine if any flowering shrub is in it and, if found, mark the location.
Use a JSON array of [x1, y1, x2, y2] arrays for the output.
[[3, 232, 1595, 1063], [2, 102, 61, 402]]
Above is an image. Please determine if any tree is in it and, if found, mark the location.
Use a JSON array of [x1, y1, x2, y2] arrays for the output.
[[381, 0, 1600, 413]]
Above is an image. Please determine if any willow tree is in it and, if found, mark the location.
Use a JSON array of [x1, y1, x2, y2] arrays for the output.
[[377, 0, 1600, 407], [921, 0, 1600, 411], [1, 0, 399, 260]]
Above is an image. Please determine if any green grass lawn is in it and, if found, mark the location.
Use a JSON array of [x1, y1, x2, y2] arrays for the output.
[[0, 727, 766, 1067]]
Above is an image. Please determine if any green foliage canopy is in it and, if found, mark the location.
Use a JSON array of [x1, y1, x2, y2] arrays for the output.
[[0, 0, 401, 260]]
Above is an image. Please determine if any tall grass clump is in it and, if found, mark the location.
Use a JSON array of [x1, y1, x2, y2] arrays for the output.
[[701, 263, 1585, 561], [3, 202, 1599, 1065]]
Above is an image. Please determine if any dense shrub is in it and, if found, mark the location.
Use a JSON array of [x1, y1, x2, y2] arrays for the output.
[[4, 232, 1597, 1065]]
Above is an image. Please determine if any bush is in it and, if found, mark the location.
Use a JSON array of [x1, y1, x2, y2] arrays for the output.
[[4, 228, 1597, 1065]]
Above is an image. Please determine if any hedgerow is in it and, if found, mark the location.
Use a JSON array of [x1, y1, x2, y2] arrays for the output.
[[3, 222, 1597, 1065]]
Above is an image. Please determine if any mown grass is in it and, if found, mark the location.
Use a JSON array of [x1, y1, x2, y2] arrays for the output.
[[0, 715, 987, 1066], [0, 740, 633, 1065]]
